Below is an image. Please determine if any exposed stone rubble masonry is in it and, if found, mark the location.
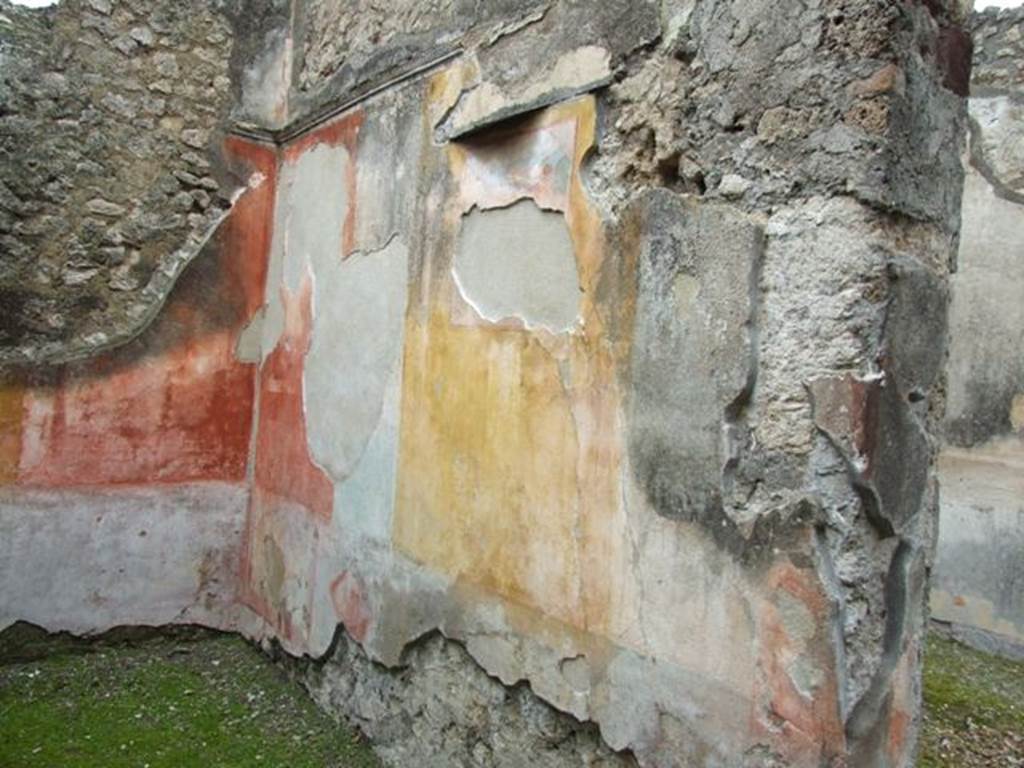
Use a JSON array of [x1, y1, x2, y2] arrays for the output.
[[0, 0, 258, 364]]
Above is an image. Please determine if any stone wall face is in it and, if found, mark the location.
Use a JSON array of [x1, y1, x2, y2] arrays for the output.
[[930, 7, 1024, 657], [0, 1, 973, 767], [230, 2, 969, 766], [0, 134, 276, 636], [0, 0, 238, 364], [0, 0, 290, 634]]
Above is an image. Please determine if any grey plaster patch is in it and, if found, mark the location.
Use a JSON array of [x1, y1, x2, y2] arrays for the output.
[[558, 655, 590, 692], [626, 190, 762, 541], [283, 144, 348, 293], [325, 344, 406, 554], [306, 236, 409, 482], [453, 199, 580, 334], [597, 644, 747, 765], [235, 306, 265, 363], [261, 142, 349, 360]]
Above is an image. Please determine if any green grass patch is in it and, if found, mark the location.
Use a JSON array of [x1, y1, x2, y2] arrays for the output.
[[919, 632, 1023, 766], [0, 631, 378, 768], [2, 627, 1020, 767]]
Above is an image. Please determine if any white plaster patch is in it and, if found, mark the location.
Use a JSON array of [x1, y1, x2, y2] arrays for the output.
[[330, 339, 405, 544], [453, 199, 581, 333], [599, 646, 745, 762], [284, 144, 348, 292], [0, 484, 247, 635], [559, 655, 591, 692]]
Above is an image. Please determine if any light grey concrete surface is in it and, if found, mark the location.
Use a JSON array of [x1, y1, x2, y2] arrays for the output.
[[0, 483, 248, 635], [454, 199, 580, 333], [932, 444, 1024, 648]]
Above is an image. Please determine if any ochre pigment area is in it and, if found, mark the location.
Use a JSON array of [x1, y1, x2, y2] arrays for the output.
[[393, 100, 622, 633]]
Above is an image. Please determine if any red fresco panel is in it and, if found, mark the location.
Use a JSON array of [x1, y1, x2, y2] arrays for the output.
[[14, 138, 277, 488], [250, 273, 334, 522]]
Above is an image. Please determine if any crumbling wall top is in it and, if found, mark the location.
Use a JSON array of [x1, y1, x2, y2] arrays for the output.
[[0, 0, 240, 366]]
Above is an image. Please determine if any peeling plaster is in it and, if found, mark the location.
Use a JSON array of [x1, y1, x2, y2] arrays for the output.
[[438, 46, 612, 140], [0, 0, 973, 761]]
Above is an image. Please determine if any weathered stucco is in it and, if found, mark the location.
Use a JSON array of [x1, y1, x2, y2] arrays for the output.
[[453, 200, 581, 333], [233, 2, 968, 764], [931, 6, 1024, 659], [0, 483, 248, 634], [0, 1, 976, 767]]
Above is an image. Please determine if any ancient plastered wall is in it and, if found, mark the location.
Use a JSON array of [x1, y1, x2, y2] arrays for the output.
[[235, 2, 970, 766], [0, 0, 971, 764], [0, 137, 275, 635], [0, 0, 296, 639], [931, 7, 1024, 655]]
